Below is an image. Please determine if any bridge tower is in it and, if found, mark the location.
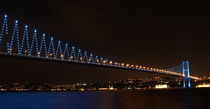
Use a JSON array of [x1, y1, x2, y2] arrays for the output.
[[182, 61, 191, 88]]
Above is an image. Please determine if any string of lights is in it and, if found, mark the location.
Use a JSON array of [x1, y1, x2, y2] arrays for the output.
[[0, 14, 200, 80]]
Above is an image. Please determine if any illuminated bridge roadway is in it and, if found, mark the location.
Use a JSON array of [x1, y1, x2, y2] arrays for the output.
[[0, 14, 200, 88]]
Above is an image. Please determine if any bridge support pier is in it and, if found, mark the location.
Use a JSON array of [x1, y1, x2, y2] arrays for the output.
[[182, 61, 191, 88]]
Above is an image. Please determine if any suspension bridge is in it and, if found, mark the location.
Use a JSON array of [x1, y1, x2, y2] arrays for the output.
[[0, 14, 200, 88]]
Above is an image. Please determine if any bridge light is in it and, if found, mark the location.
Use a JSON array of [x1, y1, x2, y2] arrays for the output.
[[4, 15, 8, 18], [139, 66, 142, 68]]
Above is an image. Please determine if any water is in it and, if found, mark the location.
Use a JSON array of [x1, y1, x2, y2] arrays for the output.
[[0, 88, 209, 109]]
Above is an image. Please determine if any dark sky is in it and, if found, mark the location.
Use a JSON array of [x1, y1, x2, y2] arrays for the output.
[[0, 0, 210, 83]]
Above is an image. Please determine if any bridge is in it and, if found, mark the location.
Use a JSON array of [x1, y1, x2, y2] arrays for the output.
[[0, 14, 200, 88]]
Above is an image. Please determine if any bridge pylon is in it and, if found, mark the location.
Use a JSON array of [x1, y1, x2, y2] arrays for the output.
[[182, 61, 191, 88]]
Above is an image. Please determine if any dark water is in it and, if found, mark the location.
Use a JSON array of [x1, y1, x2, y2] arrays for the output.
[[0, 88, 209, 109]]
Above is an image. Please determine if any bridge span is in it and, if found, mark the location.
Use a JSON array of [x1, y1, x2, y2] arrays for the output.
[[0, 14, 200, 88]]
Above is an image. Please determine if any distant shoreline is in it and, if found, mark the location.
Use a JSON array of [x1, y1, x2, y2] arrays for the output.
[[0, 88, 209, 92]]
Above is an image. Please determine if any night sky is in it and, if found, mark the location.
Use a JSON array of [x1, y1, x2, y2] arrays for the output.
[[0, 0, 210, 83]]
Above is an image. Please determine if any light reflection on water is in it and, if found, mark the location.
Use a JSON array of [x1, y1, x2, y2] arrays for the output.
[[0, 89, 209, 109]]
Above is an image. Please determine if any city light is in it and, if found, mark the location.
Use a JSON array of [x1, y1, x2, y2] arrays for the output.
[[126, 64, 130, 67], [109, 61, 113, 65], [121, 63, 125, 66], [70, 56, 74, 59], [196, 83, 210, 88], [102, 60, 107, 64], [155, 84, 168, 89]]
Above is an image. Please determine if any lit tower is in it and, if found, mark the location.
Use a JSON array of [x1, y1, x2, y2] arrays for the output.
[[182, 61, 191, 88]]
